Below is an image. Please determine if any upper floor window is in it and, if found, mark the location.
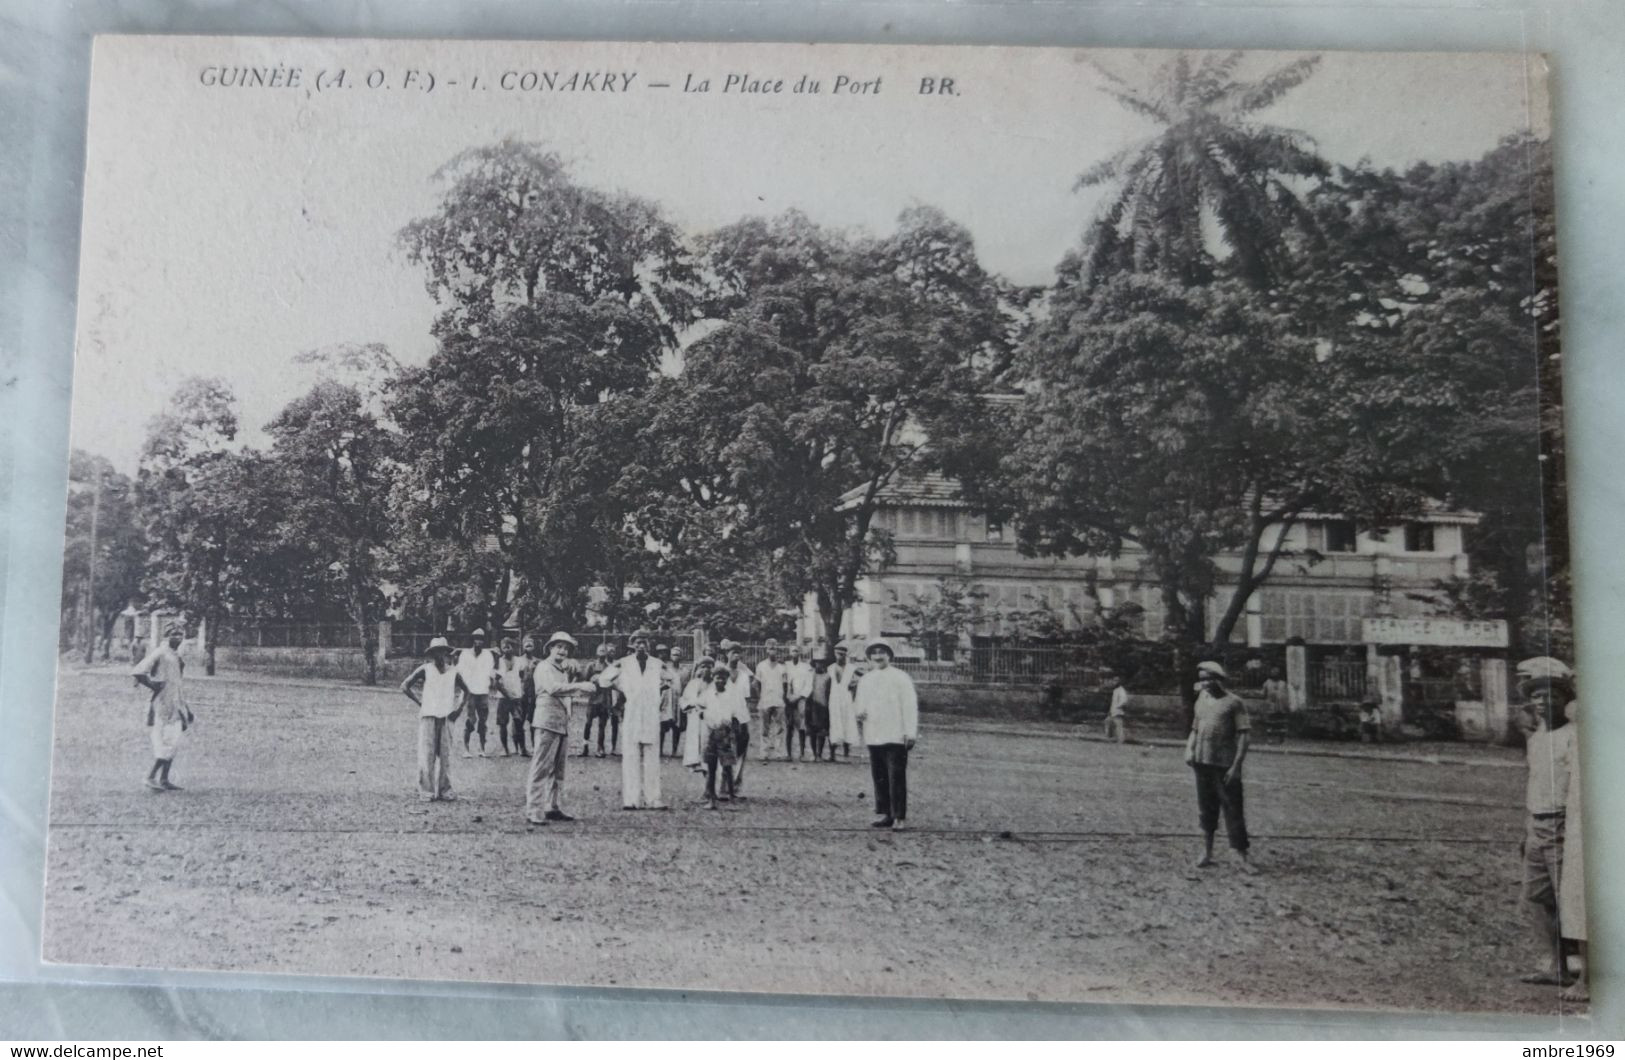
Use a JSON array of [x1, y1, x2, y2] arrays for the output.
[[1404, 523, 1436, 552], [1324, 520, 1358, 553]]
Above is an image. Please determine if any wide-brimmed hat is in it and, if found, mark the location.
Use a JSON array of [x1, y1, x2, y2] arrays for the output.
[[719, 639, 739, 651], [543, 631, 578, 652], [695, 655, 716, 668], [832, 640, 852, 654], [470, 627, 487, 638], [628, 628, 652, 643], [1196, 660, 1228, 681], [164, 624, 185, 637], [864, 638, 895, 659], [426, 636, 451, 655]]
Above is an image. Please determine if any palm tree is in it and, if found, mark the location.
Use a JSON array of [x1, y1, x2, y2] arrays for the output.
[[1075, 51, 1329, 290]]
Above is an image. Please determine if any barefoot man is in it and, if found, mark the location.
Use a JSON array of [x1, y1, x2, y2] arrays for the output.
[[597, 629, 670, 809], [131, 624, 195, 792], [1185, 661, 1256, 873]]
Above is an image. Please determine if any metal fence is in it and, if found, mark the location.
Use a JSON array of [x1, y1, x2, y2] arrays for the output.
[[216, 622, 365, 649], [389, 627, 704, 662], [1309, 659, 1368, 702], [712, 640, 1114, 688]]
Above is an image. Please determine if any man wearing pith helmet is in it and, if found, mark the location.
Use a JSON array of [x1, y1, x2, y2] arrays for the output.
[[524, 632, 598, 825], [852, 637, 918, 831]]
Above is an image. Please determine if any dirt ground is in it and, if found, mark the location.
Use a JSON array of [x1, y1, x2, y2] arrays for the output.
[[40, 667, 1582, 1016]]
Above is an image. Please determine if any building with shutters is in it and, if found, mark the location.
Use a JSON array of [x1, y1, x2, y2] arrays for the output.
[[803, 470, 1478, 656]]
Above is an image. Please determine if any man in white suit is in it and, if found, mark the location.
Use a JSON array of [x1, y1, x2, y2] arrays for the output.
[[597, 629, 670, 809]]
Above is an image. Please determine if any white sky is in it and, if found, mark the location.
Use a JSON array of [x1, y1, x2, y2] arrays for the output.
[[70, 38, 1548, 471]]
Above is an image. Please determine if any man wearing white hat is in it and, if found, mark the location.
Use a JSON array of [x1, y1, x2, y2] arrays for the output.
[[853, 638, 918, 830], [525, 632, 598, 824], [456, 628, 498, 758], [1185, 661, 1256, 872], [399, 637, 472, 802], [597, 629, 671, 809]]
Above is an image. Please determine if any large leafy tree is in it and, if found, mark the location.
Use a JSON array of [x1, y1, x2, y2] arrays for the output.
[[60, 450, 146, 659], [134, 378, 282, 674], [391, 142, 691, 631], [633, 207, 1019, 641], [264, 379, 399, 684], [1286, 134, 1560, 653], [1076, 51, 1327, 290], [984, 274, 1426, 671]]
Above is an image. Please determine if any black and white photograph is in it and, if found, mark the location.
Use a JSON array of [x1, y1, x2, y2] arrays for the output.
[[45, 36, 1577, 1014]]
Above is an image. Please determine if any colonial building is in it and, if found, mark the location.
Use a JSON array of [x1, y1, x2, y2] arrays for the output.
[[805, 470, 1477, 654]]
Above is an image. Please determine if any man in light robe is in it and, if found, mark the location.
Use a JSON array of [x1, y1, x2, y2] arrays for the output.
[[680, 656, 712, 771], [597, 629, 670, 809], [131, 625, 195, 791], [826, 641, 862, 761]]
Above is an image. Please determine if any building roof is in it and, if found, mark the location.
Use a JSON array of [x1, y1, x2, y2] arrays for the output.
[[836, 470, 973, 512], [837, 470, 1479, 525]]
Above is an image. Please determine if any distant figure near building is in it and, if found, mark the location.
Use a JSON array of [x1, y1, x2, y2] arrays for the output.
[[853, 637, 918, 831], [1358, 699, 1383, 743], [398, 636, 470, 803], [130, 625, 195, 792], [1105, 672, 1129, 744], [1185, 661, 1256, 873]]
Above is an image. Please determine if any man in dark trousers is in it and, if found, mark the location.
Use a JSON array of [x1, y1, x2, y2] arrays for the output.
[[1185, 660, 1257, 873]]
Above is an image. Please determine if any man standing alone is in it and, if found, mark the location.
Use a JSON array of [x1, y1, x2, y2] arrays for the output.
[[853, 638, 918, 831], [131, 625, 195, 792], [1185, 661, 1256, 872]]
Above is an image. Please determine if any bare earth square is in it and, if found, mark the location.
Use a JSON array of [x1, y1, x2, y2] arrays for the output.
[[41, 668, 1571, 1014]]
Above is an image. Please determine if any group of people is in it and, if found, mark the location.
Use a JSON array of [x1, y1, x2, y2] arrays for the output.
[[397, 629, 920, 830]]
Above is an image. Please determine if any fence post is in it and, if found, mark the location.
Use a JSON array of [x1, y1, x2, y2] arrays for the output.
[[1369, 644, 1403, 732], [1285, 640, 1308, 712], [1481, 657, 1510, 745], [377, 620, 393, 668]]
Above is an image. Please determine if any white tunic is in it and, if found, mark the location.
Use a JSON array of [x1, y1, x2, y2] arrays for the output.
[[827, 660, 862, 745], [456, 647, 498, 696], [599, 653, 666, 746], [853, 665, 919, 746]]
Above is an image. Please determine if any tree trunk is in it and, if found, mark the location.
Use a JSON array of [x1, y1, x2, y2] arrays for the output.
[[359, 604, 379, 687], [204, 612, 218, 676]]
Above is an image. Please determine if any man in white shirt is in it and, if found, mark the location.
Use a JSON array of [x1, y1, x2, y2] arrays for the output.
[[853, 638, 919, 831], [399, 637, 471, 802], [755, 639, 791, 761], [455, 628, 499, 758], [786, 645, 816, 760], [493, 638, 529, 757]]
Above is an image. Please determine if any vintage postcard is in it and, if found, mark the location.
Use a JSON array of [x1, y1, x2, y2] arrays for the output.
[[49, 36, 1577, 1013]]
